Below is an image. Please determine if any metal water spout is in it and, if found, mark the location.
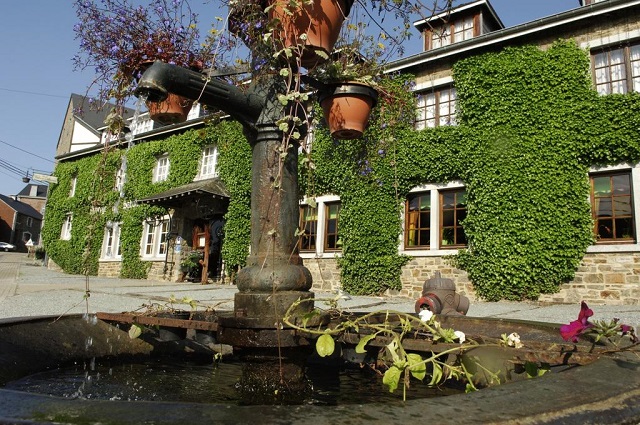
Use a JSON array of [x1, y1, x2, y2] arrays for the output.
[[135, 61, 314, 357], [135, 61, 263, 130]]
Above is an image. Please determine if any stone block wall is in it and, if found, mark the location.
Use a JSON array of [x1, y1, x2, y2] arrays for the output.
[[306, 257, 341, 292], [538, 252, 640, 305], [306, 252, 639, 305], [98, 261, 121, 278]]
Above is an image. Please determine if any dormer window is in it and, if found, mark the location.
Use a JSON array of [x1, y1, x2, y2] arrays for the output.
[[416, 1, 503, 52]]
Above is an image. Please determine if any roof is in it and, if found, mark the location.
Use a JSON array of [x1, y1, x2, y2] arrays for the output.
[[387, 0, 640, 74], [137, 178, 229, 207], [413, 0, 504, 33], [0, 194, 43, 220], [70, 93, 136, 131], [16, 184, 48, 198]]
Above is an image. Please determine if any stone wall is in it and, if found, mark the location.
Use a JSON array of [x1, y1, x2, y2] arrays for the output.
[[98, 261, 121, 278], [538, 252, 640, 306], [305, 252, 639, 305]]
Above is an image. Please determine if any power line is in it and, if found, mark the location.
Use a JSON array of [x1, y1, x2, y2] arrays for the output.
[[0, 159, 26, 177], [0, 87, 67, 99], [0, 139, 55, 163]]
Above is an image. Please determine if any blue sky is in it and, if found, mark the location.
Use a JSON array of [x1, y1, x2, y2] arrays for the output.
[[0, 0, 578, 196]]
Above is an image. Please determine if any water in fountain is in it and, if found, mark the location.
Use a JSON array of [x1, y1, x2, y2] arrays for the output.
[[4, 357, 464, 405]]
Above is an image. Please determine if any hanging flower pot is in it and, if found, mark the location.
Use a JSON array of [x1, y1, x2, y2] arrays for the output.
[[146, 93, 194, 125], [269, 0, 353, 69], [318, 82, 378, 140]]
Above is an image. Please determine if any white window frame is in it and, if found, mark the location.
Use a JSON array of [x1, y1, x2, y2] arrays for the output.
[[141, 217, 170, 258], [299, 195, 342, 259], [453, 16, 474, 44], [400, 181, 466, 256], [588, 163, 640, 253], [26, 217, 33, 228], [22, 232, 32, 243], [70, 176, 77, 197], [101, 222, 122, 260], [153, 155, 170, 183], [416, 86, 457, 129], [198, 145, 219, 179], [61, 213, 73, 240], [115, 159, 126, 193]]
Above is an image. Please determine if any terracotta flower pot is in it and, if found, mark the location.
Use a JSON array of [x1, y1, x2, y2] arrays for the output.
[[270, 0, 353, 69], [146, 93, 194, 125], [318, 82, 378, 140]]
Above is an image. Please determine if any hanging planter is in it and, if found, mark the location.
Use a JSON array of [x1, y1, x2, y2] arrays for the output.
[[318, 82, 378, 140], [146, 93, 194, 125], [269, 0, 353, 69]]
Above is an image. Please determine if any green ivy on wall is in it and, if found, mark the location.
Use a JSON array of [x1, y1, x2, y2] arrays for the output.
[[311, 40, 640, 300], [43, 121, 251, 279], [43, 40, 640, 300]]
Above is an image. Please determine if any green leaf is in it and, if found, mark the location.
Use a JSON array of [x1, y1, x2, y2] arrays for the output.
[[316, 333, 335, 357], [428, 362, 443, 386], [407, 353, 426, 381], [355, 333, 377, 354], [382, 366, 402, 393], [128, 324, 143, 339]]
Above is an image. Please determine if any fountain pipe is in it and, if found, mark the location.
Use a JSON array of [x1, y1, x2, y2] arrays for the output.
[[134, 61, 263, 130], [135, 61, 312, 328]]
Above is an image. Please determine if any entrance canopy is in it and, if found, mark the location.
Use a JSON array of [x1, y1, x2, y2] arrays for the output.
[[137, 178, 229, 209]]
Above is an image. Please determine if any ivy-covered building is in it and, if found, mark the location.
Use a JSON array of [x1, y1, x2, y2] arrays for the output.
[[302, 0, 640, 305], [45, 93, 250, 283], [45, 0, 640, 305]]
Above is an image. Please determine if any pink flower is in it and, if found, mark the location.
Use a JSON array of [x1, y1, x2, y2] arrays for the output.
[[560, 301, 594, 342]]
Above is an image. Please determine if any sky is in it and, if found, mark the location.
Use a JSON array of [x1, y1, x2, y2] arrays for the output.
[[0, 0, 579, 197]]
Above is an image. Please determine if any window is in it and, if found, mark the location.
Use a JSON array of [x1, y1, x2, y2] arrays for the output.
[[453, 17, 474, 43], [142, 218, 169, 257], [591, 172, 635, 242], [299, 205, 318, 252], [324, 202, 341, 251], [441, 189, 467, 247], [431, 25, 451, 49], [61, 213, 73, 240], [102, 222, 122, 259], [26, 217, 33, 228], [70, 176, 77, 197], [199, 145, 219, 178], [22, 232, 32, 243], [153, 155, 170, 182], [593, 44, 640, 95], [115, 159, 126, 193], [416, 87, 457, 129], [427, 17, 476, 50], [405, 193, 431, 248]]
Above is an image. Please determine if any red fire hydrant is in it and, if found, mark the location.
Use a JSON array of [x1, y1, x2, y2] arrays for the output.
[[414, 271, 470, 316]]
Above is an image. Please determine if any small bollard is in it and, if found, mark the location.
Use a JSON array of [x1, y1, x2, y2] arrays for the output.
[[414, 271, 470, 315]]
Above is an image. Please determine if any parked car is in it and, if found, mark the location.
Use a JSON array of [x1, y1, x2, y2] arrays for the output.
[[0, 242, 16, 252]]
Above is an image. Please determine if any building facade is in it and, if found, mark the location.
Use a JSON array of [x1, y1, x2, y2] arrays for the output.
[[45, 0, 640, 305], [0, 194, 43, 251]]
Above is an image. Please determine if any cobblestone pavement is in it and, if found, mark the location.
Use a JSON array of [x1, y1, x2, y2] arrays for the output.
[[0, 252, 638, 329]]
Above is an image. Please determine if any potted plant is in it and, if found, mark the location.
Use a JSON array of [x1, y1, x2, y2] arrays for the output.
[[307, 22, 385, 139], [73, 0, 209, 127]]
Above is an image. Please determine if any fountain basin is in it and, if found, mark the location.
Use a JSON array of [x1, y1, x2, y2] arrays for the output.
[[0, 314, 638, 424]]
